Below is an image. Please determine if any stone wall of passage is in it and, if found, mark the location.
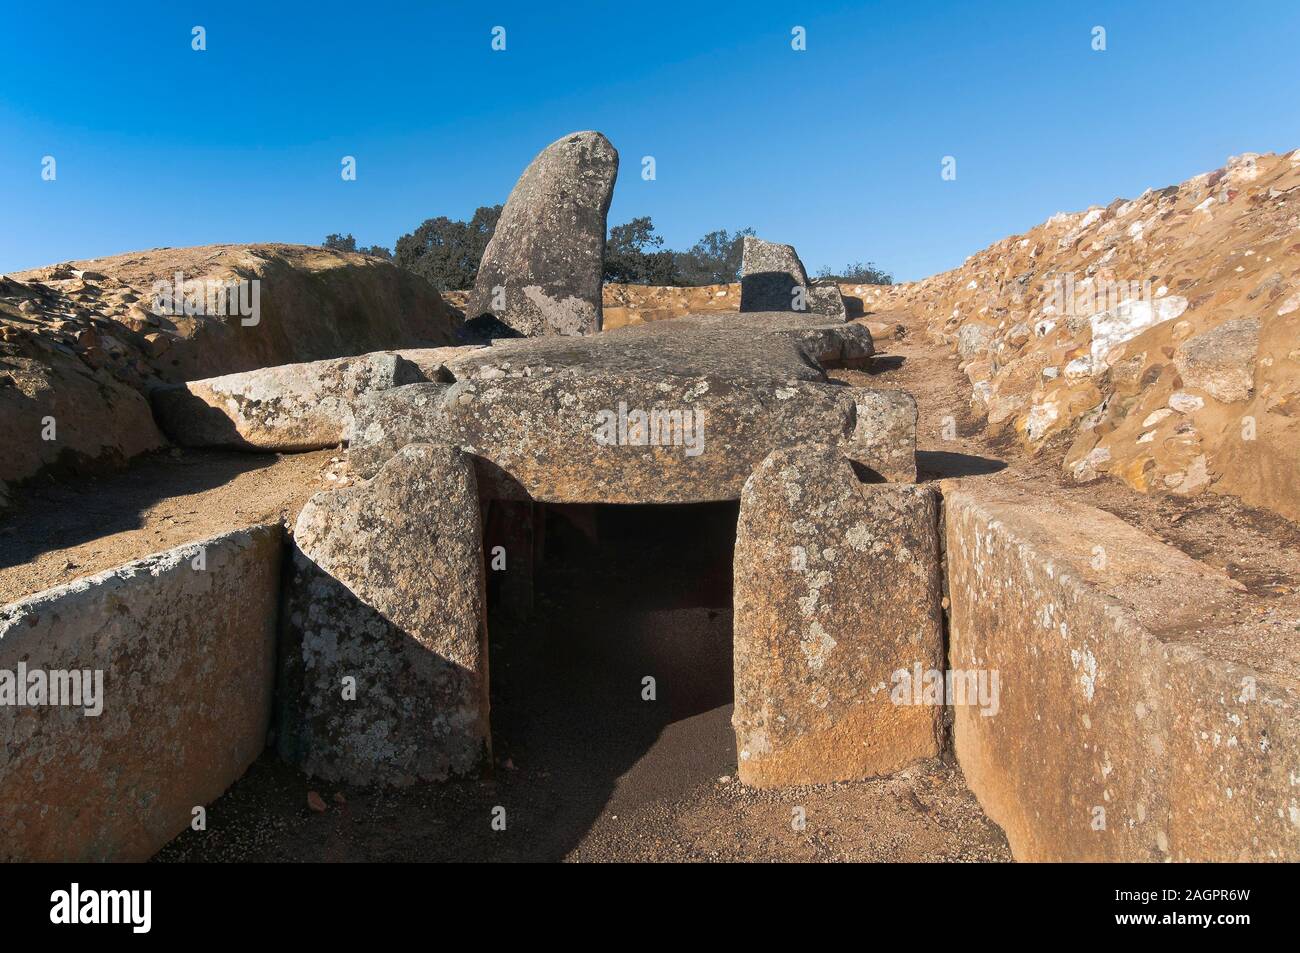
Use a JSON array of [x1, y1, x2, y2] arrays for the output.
[[0, 526, 282, 861]]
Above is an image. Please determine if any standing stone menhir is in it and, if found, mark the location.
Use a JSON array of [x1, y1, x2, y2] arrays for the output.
[[466, 130, 619, 338]]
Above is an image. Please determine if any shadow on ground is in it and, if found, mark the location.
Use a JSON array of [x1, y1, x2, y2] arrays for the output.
[[0, 450, 279, 571], [916, 450, 1008, 480]]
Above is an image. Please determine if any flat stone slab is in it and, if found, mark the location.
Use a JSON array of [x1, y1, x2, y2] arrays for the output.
[[733, 445, 944, 787], [945, 482, 1300, 861], [0, 526, 282, 861], [278, 444, 489, 785], [350, 312, 895, 503], [444, 311, 872, 384], [353, 373, 861, 504], [151, 351, 429, 451]]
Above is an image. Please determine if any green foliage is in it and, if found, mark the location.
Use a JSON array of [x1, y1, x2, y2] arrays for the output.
[[392, 205, 503, 291], [603, 216, 680, 285], [323, 233, 392, 260], [604, 221, 758, 286], [674, 227, 756, 285], [376, 205, 888, 291], [815, 261, 893, 285]]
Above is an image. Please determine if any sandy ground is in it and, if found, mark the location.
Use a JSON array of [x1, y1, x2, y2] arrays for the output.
[[5, 306, 1297, 861], [0, 448, 339, 604]]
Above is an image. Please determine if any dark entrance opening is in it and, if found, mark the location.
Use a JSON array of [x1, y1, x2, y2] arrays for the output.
[[483, 499, 739, 852]]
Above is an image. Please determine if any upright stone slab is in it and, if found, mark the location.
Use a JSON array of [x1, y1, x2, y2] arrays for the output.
[[349, 382, 453, 481], [733, 444, 944, 788], [844, 388, 918, 482], [0, 526, 281, 861], [278, 444, 489, 785], [739, 236, 845, 320], [466, 131, 619, 337], [945, 482, 1300, 861]]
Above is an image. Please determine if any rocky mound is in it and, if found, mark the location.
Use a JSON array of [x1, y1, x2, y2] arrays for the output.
[[0, 244, 461, 490], [874, 149, 1300, 522]]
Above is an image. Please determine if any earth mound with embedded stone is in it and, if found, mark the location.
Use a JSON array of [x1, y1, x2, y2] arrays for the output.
[[0, 244, 461, 489], [868, 148, 1300, 522]]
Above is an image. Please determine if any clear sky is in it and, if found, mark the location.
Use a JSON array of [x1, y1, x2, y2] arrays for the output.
[[2, 1, 1297, 281]]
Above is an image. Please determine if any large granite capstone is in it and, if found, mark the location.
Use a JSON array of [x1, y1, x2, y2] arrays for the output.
[[349, 313, 897, 503]]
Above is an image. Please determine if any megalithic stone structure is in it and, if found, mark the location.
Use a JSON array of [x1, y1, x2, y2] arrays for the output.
[[466, 131, 619, 338]]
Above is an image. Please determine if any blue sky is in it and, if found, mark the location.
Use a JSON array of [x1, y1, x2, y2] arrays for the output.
[[1, 1, 1297, 281]]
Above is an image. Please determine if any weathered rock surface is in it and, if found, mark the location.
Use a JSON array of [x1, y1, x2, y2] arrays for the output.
[[1174, 317, 1260, 403], [807, 284, 849, 321], [354, 372, 859, 503], [0, 526, 282, 861], [445, 311, 870, 383], [465, 131, 618, 337], [150, 351, 428, 450], [0, 350, 165, 486], [945, 482, 1300, 861], [350, 381, 452, 480], [733, 445, 944, 787], [278, 444, 489, 786], [394, 345, 484, 381], [350, 314, 900, 503], [739, 236, 846, 320], [844, 389, 918, 481]]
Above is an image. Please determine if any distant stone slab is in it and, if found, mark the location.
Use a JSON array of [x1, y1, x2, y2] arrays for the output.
[[739, 236, 846, 320], [150, 351, 429, 451], [278, 444, 489, 786], [844, 388, 918, 482], [465, 131, 619, 337], [733, 445, 944, 787]]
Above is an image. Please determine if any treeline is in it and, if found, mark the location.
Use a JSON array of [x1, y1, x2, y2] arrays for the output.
[[322, 210, 891, 291]]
